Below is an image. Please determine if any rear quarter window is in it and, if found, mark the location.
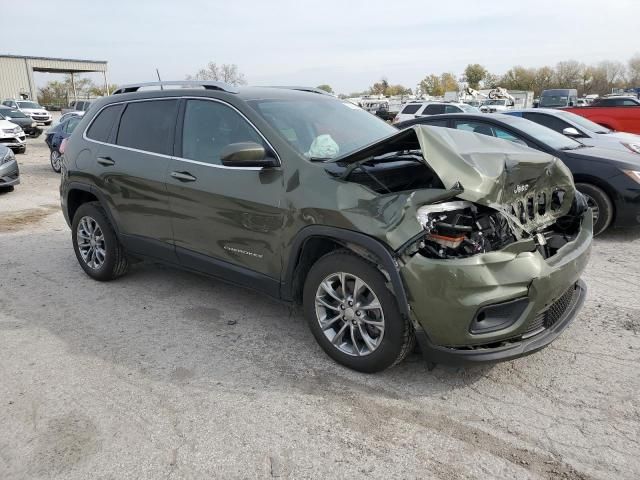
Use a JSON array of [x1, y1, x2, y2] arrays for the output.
[[401, 104, 421, 114], [86, 105, 122, 142]]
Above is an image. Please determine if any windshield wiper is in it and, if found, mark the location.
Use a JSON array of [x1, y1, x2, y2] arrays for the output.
[[309, 156, 334, 162]]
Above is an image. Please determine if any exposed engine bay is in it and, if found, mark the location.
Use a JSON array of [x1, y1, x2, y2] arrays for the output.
[[416, 201, 515, 258], [412, 196, 587, 260], [324, 125, 587, 260]]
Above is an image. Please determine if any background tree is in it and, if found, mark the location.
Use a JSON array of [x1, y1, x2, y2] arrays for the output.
[[186, 62, 247, 86], [501, 66, 536, 91], [385, 84, 412, 96], [418, 74, 443, 96], [533, 66, 555, 93], [316, 84, 334, 94], [440, 72, 459, 93], [599, 60, 626, 91], [482, 72, 501, 89], [369, 78, 389, 95], [463, 64, 487, 89], [37, 75, 115, 106], [553, 61, 584, 90]]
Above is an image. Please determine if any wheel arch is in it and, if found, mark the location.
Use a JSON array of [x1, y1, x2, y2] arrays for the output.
[[281, 226, 411, 319], [65, 182, 121, 237], [572, 174, 618, 223]]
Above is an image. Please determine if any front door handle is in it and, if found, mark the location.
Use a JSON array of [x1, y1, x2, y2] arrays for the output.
[[97, 156, 115, 166], [170, 171, 197, 182]]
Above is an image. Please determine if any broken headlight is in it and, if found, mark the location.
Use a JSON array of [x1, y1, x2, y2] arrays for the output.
[[416, 201, 516, 259]]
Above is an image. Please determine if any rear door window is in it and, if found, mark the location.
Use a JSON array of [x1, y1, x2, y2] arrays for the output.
[[116, 100, 179, 155], [86, 104, 122, 142], [522, 112, 573, 134], [423, 104, 445, 115]]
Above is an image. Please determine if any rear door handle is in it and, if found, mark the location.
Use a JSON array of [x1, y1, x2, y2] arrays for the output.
[[97, 156, 115, 166], [170, 171, 197, 182]]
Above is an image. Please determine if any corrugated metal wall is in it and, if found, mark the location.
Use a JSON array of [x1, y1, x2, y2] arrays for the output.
[[0, 57, 34, 100], [0, 56, 108, 101]]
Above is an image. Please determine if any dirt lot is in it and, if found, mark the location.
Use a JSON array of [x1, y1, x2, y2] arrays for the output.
[[1, 134, 639, 480]]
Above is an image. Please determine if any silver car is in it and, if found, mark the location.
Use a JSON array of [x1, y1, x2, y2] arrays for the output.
[[0, 145, 19, 190], [503, 109, 640, 155]]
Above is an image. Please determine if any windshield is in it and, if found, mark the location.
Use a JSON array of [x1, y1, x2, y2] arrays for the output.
[[17, 101, 41, 109], [540, 95, 569, 107], [557, 110, 611, 134], [506, 117, 583, 150], [248, 97, 397, 160], [0, 108, 27, 119]]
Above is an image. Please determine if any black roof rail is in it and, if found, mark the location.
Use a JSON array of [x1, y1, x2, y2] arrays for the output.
[[267, 86, 333, 95], [111, 81, 239, 95]]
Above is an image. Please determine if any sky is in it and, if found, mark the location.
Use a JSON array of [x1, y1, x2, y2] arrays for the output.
[[3, 0, 639, 94]]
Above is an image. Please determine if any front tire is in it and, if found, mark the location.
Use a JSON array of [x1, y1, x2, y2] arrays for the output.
[[576, 183, 613, 235], [72, 202, 128, 281], [303, 249, 414, 373]]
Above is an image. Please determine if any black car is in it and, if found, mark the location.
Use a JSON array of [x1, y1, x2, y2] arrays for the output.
[[0, 106, 42, 137], [396, 113, 640, 235], [590, 96, 640, 107]]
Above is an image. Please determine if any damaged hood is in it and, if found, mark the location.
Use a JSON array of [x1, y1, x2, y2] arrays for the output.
[[335, 125, 575, 234]]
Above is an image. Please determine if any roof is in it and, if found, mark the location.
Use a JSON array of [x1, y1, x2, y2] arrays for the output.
[[0, 54, 107, 64]]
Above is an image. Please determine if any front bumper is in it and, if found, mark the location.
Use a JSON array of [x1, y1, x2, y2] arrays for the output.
[[0, 159, 20, 187], [29, 115, 51, 124], [401, 212, 593, 365], [0, 135, 26, 149]]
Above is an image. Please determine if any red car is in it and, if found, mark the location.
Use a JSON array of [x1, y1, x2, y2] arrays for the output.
[[565, 98, 640, 134]]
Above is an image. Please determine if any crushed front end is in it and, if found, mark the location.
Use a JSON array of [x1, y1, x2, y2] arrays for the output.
[[394, 127, 593, 364], [328, 125, 592, 365]]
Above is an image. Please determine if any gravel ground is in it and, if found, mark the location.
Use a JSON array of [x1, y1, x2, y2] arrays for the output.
[[0, 133, 639, 480]]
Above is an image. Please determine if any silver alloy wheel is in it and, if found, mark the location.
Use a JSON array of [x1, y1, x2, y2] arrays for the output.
[[77, 216, 106, 269], [315, 272, 385, 356], [50, 150, 61, 171], [582, 193, 600, 225]]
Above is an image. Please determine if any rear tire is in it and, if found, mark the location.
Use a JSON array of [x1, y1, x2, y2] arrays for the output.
[[50, 150, 62, 173], [72, 202, 128, 281], [576, 183, 613, 235], [303, 249, 414, 373]]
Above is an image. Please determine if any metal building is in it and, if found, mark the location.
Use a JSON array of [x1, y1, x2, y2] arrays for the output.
[[0, 54, 109, 101]]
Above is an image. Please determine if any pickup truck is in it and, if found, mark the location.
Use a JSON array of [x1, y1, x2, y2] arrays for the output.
[[564, 105, 640, 134]]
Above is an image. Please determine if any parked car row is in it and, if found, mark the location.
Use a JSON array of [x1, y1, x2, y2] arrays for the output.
[[2, 99, 52, 125], [0, 106, 42, 137]]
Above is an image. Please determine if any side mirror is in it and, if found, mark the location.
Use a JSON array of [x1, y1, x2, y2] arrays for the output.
[[562, 127, 581, 137], [220, 142, 277, 168]]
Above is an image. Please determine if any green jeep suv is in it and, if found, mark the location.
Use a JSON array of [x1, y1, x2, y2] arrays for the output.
[[60, 81, 592, 372]]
